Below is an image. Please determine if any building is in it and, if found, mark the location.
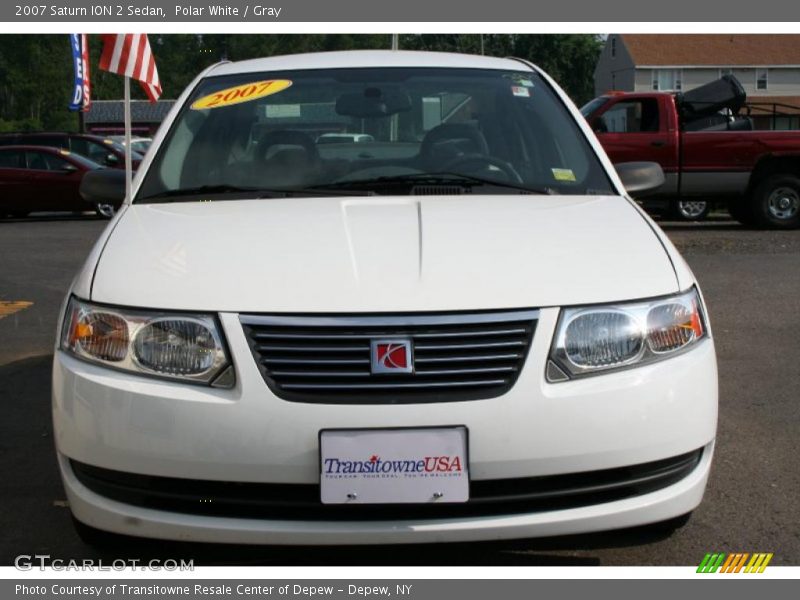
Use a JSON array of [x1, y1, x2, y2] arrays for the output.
[[83, 99, 176, 136], [594, 34, 800, 129]]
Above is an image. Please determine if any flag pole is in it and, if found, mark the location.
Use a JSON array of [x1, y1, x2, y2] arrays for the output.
[[123, 75, 132, 206]]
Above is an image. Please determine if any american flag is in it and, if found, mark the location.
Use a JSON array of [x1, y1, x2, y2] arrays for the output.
[[99, 34, 162, 102]]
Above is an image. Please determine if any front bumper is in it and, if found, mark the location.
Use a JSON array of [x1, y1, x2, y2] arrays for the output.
[[53, 308, 718, 544]]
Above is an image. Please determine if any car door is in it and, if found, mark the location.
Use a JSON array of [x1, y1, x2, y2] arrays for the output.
[[0, 149, 32, 214], [592, 97, 679, 195], [24, 150, 83, 212]]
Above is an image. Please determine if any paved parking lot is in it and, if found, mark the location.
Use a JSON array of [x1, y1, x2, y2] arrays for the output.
[[1, 213, 798, 566]]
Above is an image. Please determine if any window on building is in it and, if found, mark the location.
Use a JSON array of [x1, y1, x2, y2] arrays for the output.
[[596, 99, 660, 134], [652, 69, 682, 91], [611, 37, 616, 58], [719, 68, 733, 78], [756, 69, 768, 91]]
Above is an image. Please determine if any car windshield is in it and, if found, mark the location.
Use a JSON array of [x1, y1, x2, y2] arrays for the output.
[[136, 67, 614, 202], [580, 96, 610, 119]]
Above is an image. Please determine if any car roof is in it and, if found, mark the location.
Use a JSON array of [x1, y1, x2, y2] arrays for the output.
[[0, 144, 66, 152], [209, 50, 534, 77], [0, 132, 106, 140], [0, 145, 105, 167]]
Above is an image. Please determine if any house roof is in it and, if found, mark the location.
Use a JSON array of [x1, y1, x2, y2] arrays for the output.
[[85, 100, 176, 124], [620, 35, 800, 67]]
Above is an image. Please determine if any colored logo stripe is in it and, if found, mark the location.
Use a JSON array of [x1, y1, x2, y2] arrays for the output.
[[697, 552, 773, 573], [745, 553, 773, 573]]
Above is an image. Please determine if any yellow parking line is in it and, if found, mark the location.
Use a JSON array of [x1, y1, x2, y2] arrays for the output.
[[0, 301, 33, 319]]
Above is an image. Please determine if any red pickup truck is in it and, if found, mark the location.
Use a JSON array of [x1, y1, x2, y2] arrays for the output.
[[581, 80, 800, 229]]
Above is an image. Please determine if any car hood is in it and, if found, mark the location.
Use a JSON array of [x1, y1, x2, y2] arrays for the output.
[[91, 195, 679, 312]]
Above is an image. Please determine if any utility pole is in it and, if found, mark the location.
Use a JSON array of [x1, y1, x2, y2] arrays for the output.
[[391, 34, 399, 51]]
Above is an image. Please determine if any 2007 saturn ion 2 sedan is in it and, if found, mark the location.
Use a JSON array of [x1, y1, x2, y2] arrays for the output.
[[54, 51, 717, 546]]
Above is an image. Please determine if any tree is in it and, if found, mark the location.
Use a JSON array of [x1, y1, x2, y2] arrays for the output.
[[0, 34, 603, 131]]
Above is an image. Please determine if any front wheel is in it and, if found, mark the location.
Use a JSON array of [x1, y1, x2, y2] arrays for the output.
[[95, 203, 116, 219], [674, 199, 710, 221], [752, 174, 800, 229]]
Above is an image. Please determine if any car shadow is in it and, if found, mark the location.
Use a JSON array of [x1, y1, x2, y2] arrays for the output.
[[0, 354, 676, 567]]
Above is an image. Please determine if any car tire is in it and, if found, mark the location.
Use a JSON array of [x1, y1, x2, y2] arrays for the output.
[[751, 174, 800, 229], [673, 200, 710, 221], [95, 203, 116, 219]]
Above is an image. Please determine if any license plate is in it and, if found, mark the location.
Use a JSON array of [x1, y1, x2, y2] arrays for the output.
[[320, 427, 469, 504]]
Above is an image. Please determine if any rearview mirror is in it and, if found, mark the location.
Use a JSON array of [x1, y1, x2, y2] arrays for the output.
[[80, 169, 126, 207], [614, 162, 665, 197], [336, 87, 412, 118]]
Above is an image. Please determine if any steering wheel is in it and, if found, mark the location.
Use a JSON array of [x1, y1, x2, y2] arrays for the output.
[[440, 154, 524, 184]]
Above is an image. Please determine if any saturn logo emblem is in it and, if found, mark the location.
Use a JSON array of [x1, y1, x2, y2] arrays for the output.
[[370, 339, 413, 374]]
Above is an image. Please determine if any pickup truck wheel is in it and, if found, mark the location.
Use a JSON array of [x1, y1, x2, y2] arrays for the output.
[[674, 200, 710, 221], [753, 175, 800, 229]]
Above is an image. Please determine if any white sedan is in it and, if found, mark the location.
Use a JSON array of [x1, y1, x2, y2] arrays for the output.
[[54, 50, 717, 546]]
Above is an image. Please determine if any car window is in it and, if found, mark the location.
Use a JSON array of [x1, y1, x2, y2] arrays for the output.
[[24, 151, 72, 171], [130, 140, 151, 154], [70, 138, 114, 164], [137, 67, 614, 201], [0, 149, 23, 168], [580, 96, 609, 118], [596, 100, 660, 133]]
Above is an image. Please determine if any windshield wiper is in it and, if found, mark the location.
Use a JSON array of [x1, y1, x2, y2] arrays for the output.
[[137, 184, 374, 203], [310, 173, 556, 195]]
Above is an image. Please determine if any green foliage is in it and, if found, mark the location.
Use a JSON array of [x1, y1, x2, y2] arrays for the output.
[[0, 34, 603, 131]]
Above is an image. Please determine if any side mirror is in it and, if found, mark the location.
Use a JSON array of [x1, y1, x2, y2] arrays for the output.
[[105, 153, 119, 166], [61, 164, 78, 174], [593, 118, 608, 134], [614, 161, 665, 197], [80, 169, 126, 207]]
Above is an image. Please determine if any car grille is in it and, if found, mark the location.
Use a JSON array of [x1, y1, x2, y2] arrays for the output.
[[70, 449, 703, 522], [240, 310, 539, 404]]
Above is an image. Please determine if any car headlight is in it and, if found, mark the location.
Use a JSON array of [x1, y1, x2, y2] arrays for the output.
[[548, 288, 707, 381], [60, 297, 234, 387]]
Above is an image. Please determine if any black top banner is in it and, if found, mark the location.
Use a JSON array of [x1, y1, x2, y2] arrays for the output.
[[4, 0, 800, 22]]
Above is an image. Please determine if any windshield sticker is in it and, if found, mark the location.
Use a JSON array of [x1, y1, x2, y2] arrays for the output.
[[511, 86, 530, 98], [552, 168, 577, 182], [266, 104, 302, 118], [191, 80, 293, 110]]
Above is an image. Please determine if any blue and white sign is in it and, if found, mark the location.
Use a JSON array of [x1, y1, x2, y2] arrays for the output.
[[68, 34, 86, 111]]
